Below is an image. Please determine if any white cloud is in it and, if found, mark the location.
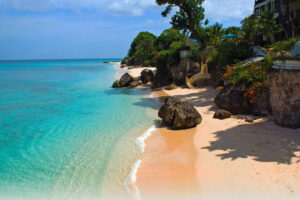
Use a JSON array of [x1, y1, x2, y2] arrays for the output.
[[0, 0, 158, 16], [203, 0, 254, 25]]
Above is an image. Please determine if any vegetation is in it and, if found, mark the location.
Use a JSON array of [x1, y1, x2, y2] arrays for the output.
[[223, 57, 273, 103], [156, 0, 208, 49], [269, 37, 299, 60]]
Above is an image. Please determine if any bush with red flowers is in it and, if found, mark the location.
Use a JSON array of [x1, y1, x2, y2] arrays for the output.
[[222, 57, 272, 103]]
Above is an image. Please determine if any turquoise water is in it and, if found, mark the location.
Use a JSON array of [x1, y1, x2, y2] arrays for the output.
[[0, 59, 157, 200]]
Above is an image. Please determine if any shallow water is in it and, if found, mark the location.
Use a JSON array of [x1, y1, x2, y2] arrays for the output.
[[0, 59, 156, 200]]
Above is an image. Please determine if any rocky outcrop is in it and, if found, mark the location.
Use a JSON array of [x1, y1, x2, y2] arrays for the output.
[[112, 80, 120, 88], [129, 80, 140, 88], [119, 73, 134, 87], [213, 109, 232, 120], [158, 97, 202, 129], [214, 84, 253, 115], [152, 65, 173, 89], [268, 62, 300, 128], [165, 83, 178, 90], [170, 59, 201, 85], [141, 69, 154, 84]]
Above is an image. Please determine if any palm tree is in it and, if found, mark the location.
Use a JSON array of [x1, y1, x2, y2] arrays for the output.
[[256, 10, 281, 44]]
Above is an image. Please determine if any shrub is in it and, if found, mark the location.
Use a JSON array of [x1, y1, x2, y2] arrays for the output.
[[223, 57, 271, 103], [269, 38, 298, 60]]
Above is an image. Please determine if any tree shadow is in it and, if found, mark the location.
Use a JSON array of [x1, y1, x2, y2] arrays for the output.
[[203, 121, 300, 164]]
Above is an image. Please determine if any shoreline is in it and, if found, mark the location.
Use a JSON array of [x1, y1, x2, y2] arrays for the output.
[[120, 65, 300, 200]]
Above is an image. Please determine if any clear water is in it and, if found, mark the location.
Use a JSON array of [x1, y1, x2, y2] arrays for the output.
[[0, 59, 156, 200]]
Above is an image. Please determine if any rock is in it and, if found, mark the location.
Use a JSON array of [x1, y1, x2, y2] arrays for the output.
[[152, 65, 173, 89], [133, 76, 141, 82], [165, 83, 178, 90], [112, 80, 120, 88], [268, 64, 300, 128], [214, 84, 253, 115], [119, 73, 134, 87], [120, 64, 126, 68], [213, 109, 232, 120], [158, 97, 202, 129], [129, 80, 140, 88], [290, 40, 300, 57], [245, 116, 255, 123], [121, 57, 129, 65], [141, 69, 154, 84]]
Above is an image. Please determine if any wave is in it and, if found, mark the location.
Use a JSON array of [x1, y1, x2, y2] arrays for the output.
[[124, 125, 157, 200]]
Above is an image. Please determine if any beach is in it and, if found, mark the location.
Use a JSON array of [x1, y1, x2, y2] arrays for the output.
[[123, 66, 300, 200]]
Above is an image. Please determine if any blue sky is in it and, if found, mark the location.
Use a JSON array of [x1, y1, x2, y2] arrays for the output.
[[0, 0, 254, 60]]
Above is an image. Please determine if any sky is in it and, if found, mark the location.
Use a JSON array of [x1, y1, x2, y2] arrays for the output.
[[0, 0, 254, 60]]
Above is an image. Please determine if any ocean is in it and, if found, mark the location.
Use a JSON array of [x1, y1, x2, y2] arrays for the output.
[[0, 59, 157, 200]]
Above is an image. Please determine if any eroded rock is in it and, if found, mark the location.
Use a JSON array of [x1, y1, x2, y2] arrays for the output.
[[158, 97, 202, 129]]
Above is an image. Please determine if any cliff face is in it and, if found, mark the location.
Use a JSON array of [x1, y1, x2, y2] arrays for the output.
[[268, 63, 300, 128]]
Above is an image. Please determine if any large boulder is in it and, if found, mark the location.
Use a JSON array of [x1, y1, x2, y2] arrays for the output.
[[214, 84, 253, 115], [128, 80, 140, 88], [141, 69, 154, 84], [268, 62, 300, 128], [158, 97, 202, 129], [119, 73, 134, 87]]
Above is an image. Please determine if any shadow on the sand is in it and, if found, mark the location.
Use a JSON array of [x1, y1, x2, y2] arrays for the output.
[[133, 87, 217, 112], [203, 121, 300, 164]]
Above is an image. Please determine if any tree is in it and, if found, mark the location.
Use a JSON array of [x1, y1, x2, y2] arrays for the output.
[[155, 29, 182, 51], [206, 23, 224, 46], [128, 32, 156, 58], [241, 14, 258, 44], [256, 10, 281, 44], [156, 0, 207, 49], [224, 26, 241, 35]]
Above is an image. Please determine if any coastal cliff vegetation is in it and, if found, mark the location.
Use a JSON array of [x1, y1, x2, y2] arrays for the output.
[[119, 0, 300, 128]]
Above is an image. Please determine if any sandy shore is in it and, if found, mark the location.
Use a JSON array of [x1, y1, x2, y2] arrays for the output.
[[122, 66, 300, 200], [137, 88, 300, 200]]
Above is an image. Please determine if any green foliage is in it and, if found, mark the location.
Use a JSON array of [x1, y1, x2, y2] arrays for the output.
[[224, 26, 241, 35], [241, 10, 281, 44], [156, 41, 188, 66], [210, 40, 253, 66], [206, 23, 224, 47], [156, 0, 207, 48], [270, 38, 298, 59], [188, 46, 202, 62], [241, 14, 257, 43], [128, 32, 156, 58], [155, 29, 182, 51]]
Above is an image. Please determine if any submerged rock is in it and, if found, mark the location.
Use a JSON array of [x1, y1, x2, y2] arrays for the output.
[[141, 69, 154, 84], [213, 109, 232, 120], [119, 73, 133, 87], [158, 97, 202, 129]]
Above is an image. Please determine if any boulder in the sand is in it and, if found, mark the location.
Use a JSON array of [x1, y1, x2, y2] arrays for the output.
[[165, 83, 178, 90], [112, 80, 120, 88], [158, 97, 202, 129], [213, 109, 232, 120], [119, 73, 134, 87], [129, 80, 140, 88], [214, 84, 253, 115], [245, 116, 255, 123], [141, 69, 154, 84]]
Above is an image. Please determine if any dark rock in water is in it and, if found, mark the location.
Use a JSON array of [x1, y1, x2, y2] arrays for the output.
[[112, 80, 120, 88], [213, 109, 232, 120], [129, 80, 140, 88], [141, 69, 154, 84], [152, 65, 173, 89], [119, 73, 133, 87], [120, 64, 126, 68], [214, 84, 253, 115], [158, 97, 202, 129]]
